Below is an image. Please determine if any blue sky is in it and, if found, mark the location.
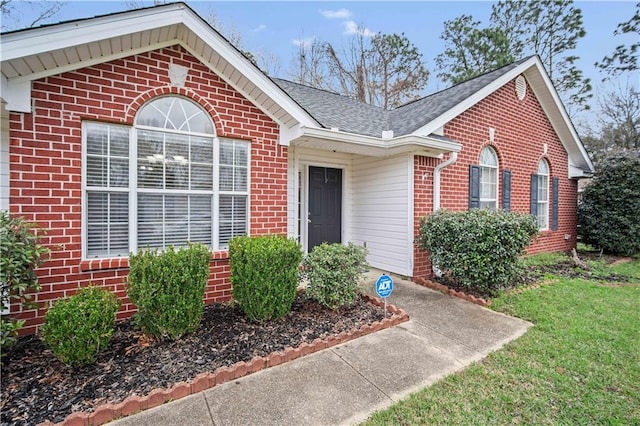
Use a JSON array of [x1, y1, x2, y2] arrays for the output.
[[4, 1, 639, 126]]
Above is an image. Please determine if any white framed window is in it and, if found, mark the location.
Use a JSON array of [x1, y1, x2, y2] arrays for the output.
[[479, 146, 499, 210], [83, 96, 249, 259], [536, 159, 549, 229]]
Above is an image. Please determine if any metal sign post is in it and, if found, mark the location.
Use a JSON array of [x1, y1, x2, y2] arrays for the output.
[[375, 274, 394, 317]]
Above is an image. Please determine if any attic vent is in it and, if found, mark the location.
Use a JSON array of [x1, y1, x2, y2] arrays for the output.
[[515, 75, 527, 100]]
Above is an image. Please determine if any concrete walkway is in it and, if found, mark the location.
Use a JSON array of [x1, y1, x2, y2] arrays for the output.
[[110, 271, 531, 426]]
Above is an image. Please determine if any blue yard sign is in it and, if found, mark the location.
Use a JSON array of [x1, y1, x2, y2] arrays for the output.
[[375, 274, 393, 298]]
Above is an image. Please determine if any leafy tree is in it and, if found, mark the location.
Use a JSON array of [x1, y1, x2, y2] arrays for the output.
[[596, 2, 639, 79], [437, 0, 592, 113], [435, 15, 515, 84], [292, 30, 429, 108], [0, 0, 65, 31], [580, 83, 640, 160], [578, 150, 640, 256]]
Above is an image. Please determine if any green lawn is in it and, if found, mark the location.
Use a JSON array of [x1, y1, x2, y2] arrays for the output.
[[364, 256, 640, 425]]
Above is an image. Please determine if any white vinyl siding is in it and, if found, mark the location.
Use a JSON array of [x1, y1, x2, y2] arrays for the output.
[[351, 154, 411, 276]]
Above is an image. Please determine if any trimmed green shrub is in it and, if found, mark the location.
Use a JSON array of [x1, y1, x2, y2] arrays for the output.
[[302, 242, 368, 310], [229, 235, 303, 322], [417, 209, 538, 294], [578, 150, 640, 256], [1, 211, 50, 351], [40, 286, 120, 366], [127, 243, 211, 340]]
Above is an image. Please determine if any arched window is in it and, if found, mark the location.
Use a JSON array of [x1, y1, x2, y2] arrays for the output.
[[536, 159, 550, 229], [84, 96, 249, 258], [479, 146, 499, 210]]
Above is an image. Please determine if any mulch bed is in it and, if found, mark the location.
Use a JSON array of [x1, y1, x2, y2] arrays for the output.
[[1, 294, 386, 426]]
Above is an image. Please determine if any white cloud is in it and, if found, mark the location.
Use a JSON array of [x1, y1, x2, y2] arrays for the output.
[[343, 20, 375, 37], [292, 37, 316, 48], [253, 24, 267, 32], [320, 8, 352, 19]]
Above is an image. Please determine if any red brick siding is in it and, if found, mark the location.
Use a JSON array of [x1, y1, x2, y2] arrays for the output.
[[412, 156, 438, 278], [8, 45, 286, 334], [413, 78, 578, 278]]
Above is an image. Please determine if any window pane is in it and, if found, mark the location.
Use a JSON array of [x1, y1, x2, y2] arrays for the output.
[[480, 147, 498, 167], [138, 194, 164, 249], [190, 196, 212, 245], [191, 164, 213, 190], [220, 141, 234, 165], [136, 98, 214, 135], [219, 166, 233, 191], [86, 124, 108, 155], [110, 127, 129, 156], [191, 137, 214, 163], [234, 168, 247, 192], [110, 158, 129, 187], [137, 130, 164, 189], [219, 195, 247, 246], [87, 191, 128, 257], [234, 143, 248, 167], [87, 156, 108, 187]]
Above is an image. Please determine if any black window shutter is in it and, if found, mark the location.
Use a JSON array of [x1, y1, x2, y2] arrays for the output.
[[530, 174, 538, 216], [502, 170, 512, 211], [551, 177, 559, 230], [469, 165, 480, 209]]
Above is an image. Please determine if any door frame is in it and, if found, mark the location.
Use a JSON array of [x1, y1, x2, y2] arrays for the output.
[[299, 161, 347, 253]]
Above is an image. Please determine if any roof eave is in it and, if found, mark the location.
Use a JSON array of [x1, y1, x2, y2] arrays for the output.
[[411, 56, 594, 175], [291, 127, 461, 157], [0, 3, 318, 129]]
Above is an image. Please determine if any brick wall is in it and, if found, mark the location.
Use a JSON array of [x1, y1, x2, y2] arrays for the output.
[[413, 77, 579, 278], [8, 45, 286, 334]]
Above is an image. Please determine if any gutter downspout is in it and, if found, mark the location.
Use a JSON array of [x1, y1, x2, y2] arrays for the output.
[[433, 152, 458, 212], [431, 151, 457, 277]]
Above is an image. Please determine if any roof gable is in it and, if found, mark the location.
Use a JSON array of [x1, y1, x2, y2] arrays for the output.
[[0, 3, 317, 129]]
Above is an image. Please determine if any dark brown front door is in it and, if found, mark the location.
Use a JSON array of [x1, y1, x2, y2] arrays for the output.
[[308, 166, 342, 252]]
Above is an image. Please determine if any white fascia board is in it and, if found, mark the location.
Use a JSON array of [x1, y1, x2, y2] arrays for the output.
[[181, 13, 317, 129], [297, 127, 461, 154], [1, 4, 187, 61], [523, 62, 595, 174], [412, 57, 539, 137]]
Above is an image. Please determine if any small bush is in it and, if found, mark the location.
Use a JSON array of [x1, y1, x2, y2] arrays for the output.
[[1, 212, 50, 351], [417, 209, 538, 294], [229, 235, 303, 322], [578, 150, 640, 256], [40, 286, 120, 367], [127, 243, 211, 340], [302, 242, 368, 310]]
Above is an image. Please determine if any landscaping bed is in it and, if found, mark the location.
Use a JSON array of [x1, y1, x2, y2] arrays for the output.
[[1, 293, 394, 426]]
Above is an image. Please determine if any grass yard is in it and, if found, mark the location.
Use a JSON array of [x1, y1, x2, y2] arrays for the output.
[[364, 255, 640, 425]]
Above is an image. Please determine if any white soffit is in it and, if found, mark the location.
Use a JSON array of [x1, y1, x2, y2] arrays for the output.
[[0, 3, 318, 128]]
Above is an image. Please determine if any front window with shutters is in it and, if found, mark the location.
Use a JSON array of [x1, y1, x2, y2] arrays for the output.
[[479, 146, 498, 210], [83, 96, 249, 259], [536, 159, 549, 229]]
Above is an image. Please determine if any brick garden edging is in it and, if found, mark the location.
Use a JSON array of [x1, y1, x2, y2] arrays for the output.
[[413, 276, 491, 307], [38, 295, 409, 426]]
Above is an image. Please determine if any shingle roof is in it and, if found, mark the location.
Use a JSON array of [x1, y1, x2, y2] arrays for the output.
[[273, 57, 534, 138], [272, 79, 388, 137]]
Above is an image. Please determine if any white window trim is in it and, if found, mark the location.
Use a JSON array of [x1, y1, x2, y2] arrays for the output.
[[479, 146, 499, 210], [537, 160, 550, 231], [82, 121, 251, 261]]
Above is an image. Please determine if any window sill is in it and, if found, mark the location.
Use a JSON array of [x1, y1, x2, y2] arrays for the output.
[[79, 250, 230, 272]]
